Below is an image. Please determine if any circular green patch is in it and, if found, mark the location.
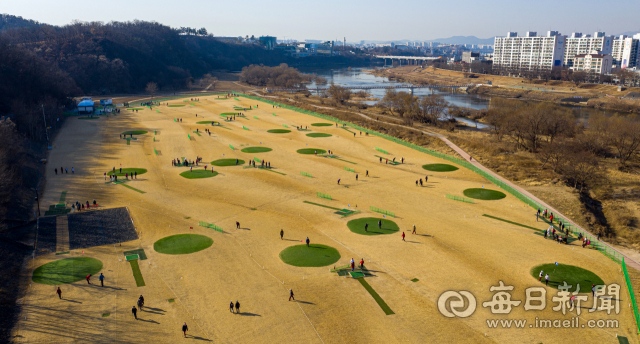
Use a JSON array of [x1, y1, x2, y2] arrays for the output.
[[347, 217, 400, 236], [311, 123, 334, 127], [241, 147, 272, 153], [463, 188, 506, 200], [211, 159, 245, 166], [78, 116, 100, 120], [121, 130, 148, 136], [154, 234, 213, 255], [267, 129, 291, 134], [279, 244, 341, 267], [180, 170, 218, 179], [297, 148, 326, 155], [107, 168, 147, 177], [422, 163, 459, 172], [32, 257, 103, 285], [306, 133, 332, 138], [530, 263, 604, 293]]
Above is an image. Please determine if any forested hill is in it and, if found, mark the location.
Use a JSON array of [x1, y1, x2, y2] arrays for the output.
[[0, 14, 42, 32], [0, 19, 293, 94]]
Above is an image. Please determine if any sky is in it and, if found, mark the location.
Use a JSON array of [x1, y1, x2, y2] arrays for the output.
[[4, 0, 640, 42]]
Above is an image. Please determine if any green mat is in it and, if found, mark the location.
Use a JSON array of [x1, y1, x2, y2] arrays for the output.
[[129, 260, 146, 287], [123, 249, 148, 260], [358, 278, 394, 315]]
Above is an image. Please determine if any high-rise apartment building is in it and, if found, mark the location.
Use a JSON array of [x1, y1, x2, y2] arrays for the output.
[[611, 34, 640, 69], [493, 31, 565, 70], [563, 32, 613, 67]]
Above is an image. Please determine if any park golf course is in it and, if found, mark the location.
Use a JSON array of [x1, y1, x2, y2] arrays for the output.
[[16, 92, 637, 344]]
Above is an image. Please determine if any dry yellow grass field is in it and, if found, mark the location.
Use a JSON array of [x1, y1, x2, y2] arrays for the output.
[[12, 95, 638, 343]]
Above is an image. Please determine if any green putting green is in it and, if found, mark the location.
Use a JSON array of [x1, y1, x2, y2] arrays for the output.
[[311, 123, 334, 127], [121, 130, 148, 136], [463, 188, 507, 200], [107, 168, 147, 177], [347, 217, 400, 236], [154, 234, 213, 255], [32, 257, 103, 285], [267, 129, 291, 134], [180, 170, 219, 179], [241, 147, 272, 153], [279, 244, 341, 267], [530, 263, 604, 293], [306, 133, 332, 138], [422, 163, 459, 172], [78, 116, 100, 120], [211, 159, 245, 166], [297, 148, 326, 155], [196, 121, 217, 124]]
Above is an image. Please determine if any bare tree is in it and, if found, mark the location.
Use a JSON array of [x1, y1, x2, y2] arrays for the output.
[[145, 82, 158, 100], [327, 84, 352, 104]]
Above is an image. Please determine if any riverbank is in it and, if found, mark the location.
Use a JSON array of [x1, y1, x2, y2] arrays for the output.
[[369, 66, 640, 114]]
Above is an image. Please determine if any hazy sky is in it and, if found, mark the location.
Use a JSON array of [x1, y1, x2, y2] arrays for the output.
[[4, 0, 640, 41]]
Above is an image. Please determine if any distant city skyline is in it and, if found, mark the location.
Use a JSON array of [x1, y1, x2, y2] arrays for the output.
[[3, 0, 640, 42]]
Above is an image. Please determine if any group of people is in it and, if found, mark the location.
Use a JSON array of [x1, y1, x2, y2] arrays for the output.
[[544, 226, 568, 244], [72, 200, 96, 212], [172, 157, 200, 167], [131, 295, 145, 319], [349, 258, 365, 271], [53, 166, 74, 175], [415, 176, 428, 186], [229, 300, 241, 313]]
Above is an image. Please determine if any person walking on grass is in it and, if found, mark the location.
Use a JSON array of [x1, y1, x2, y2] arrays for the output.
[[236, 221, 240, 229], [419, 179, 423, 186], [545, 274, 550, 286], [86, 274, 91, 284], [415, 180, 418, 186], [55, 168, 58, 175], [134, 171, 137, 179], [235, 300, 240, 314], [356, 174, 358, 181], [280, 229, 284, 240], [182, 323, 188, 337], [289, 289, 295, 301], [412, 225, 416, 234], [365, 223, 368, 232], [539, 270, 544, 281], [351, 258, 355, 271], [230, 301, 235, 313], [378, 220, 382, 230], [402, 232, 406, 241], [360, 258, 364, 268], [132, 306, 137, 320], [337, 179, 341, 185], [306, 237, 310, 247], [56, 287, 62, 299], [366, 170, 369, 177], [99, 273, 105, 287], [65, 168, 68, 174]]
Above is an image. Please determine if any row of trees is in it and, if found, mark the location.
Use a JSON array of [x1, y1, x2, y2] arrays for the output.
[[378, 89, 449, 126], [431, 61, 640, 87], [240, 64, 314, 88], [485, 98, 640, 190]]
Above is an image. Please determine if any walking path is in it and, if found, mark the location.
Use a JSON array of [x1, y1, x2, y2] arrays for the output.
[[256, 92, 640, 271]]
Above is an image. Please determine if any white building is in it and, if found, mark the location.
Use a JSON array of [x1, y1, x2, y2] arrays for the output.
[[493, 31, 565, 70], [563, 32, 613, 68], [611, 34, 640, 69], [77, 97, 94, 114], [571, 51, 612, 74]]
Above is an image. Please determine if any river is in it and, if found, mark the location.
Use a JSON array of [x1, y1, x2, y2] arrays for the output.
[[302, 67, 630, 128]]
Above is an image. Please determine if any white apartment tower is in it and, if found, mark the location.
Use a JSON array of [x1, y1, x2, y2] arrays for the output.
[[611, 34, 640, 69], [493, 31, 565, 70], [563, 32, 613, 67]]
